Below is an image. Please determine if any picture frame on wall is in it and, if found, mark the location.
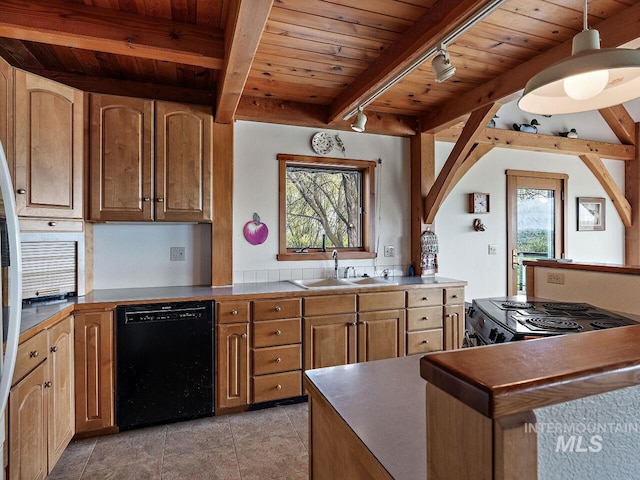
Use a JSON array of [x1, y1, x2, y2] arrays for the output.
[[577, 197, 605, 231]]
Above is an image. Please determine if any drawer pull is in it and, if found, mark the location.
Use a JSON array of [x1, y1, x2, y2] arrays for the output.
[[143, 197, 151, 202], [44, 381, 52, 388], [241, 333, 247, 338], [50, 346, 58, 353], [231, 310, 238, 315], [349, 322, 357, 326], [276, 384, 282, 390], [156, 197, 164, 203], [29, 351, 39, 358], [17, 188, 26, 194], [422, 340, 429, 344], [48, 221, 57, 227], [422, 317, 428, 321], [275, 330, 282, 336], [275, 357, 282, 363], [422, 297, 429, 301], [452, 294, 459, 299], [274, 306, 281, 312]]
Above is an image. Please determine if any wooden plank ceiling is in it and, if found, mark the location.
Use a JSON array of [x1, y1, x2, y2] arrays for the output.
[[0, 0, 639, 135]]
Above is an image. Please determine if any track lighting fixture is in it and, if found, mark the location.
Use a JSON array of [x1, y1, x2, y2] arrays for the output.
[[431, 44, 456, 83], [519, 0, 640, 114], [351, 106, 367, 133]]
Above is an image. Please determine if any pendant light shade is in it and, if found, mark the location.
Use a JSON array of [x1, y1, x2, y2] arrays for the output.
[[519, 3, 640, 115], [351, 107, 367, 133]]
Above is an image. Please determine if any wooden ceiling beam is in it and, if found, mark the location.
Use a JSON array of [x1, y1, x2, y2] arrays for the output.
[[326, 0, 503, 124], [216, 0, 273, 124], [236, 96, 417, 137], [598, 105, 636, 146], [580, 153, 632, 228], [421, 2, 640, 133], [0, 0, 224, 70], [436, 127, 635, 161], [424, 103, 500, 224]]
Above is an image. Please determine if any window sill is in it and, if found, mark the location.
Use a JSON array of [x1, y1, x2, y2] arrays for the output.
[[277, 252, 377, 261]]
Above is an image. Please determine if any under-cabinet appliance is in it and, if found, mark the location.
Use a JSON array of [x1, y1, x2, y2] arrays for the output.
[[466, 297, 639, 346], [116, 301, 214, 430], [0, 140, 23, 477]]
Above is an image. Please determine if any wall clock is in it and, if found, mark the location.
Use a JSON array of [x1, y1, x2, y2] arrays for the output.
[[311, 131, 334, 155], [468, 193, 490, 213]]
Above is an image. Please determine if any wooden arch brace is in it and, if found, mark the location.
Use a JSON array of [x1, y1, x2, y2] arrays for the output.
[[424, 103, 500, 224], [580, 153, 632, 228]]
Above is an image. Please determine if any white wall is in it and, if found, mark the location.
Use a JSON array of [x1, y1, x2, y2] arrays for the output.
[[93, 224, 211, 289]]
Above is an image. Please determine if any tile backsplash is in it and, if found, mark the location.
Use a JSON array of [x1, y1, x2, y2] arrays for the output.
[[233, 265, 410, 284]]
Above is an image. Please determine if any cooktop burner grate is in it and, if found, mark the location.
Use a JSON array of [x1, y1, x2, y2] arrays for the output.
[[501, 301, 533, 309], [525, 317, 583, 332], [590, 319, 629, 330], [541, 302, 589, 311]]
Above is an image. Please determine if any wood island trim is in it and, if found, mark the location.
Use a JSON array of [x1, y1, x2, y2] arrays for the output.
[[524, 259, 640, 276]]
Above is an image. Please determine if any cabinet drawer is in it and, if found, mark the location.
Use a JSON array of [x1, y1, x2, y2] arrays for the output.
[[444, 287, 464, 305], [13, 330, 48, 385], [407, 329, 443, 355], [358, 291, 405, 312], [253, 298, 301, 321], [407, 288, 443, 308], [253, 318, 301, 348], [217, 301, 250, 324], [304, 294, 356, 316], [252, 344, 301, 375], [252, 371, 302, 403], [19, 218, 84, 232], [407, 307, 443, 331]]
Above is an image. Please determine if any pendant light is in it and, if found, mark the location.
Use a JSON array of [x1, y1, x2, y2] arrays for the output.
[[519, 0, 640, 115], [351, 106, 367, 133]]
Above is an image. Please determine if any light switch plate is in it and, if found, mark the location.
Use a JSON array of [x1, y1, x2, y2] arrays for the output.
[[488, 244, 497, 255], [170, 246, 185, 261]]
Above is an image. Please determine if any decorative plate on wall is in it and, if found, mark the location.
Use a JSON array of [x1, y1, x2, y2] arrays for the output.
[[311, 131, 334, 155]]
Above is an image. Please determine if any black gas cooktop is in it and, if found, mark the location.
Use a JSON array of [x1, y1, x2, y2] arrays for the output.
[[467, 297, 640, 344]]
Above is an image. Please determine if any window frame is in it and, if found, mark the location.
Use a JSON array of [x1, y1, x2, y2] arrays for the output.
[[277, 153, 377, 261]]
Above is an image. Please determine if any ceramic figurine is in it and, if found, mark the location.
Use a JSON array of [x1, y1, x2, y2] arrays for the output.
[[558, 128, 578, 139], [512, 119, 540, 134]]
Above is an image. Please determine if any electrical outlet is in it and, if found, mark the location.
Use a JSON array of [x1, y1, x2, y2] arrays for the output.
[[488, 244, 497, 255], [547, 272, 565, 284], [384, 245, 395, 257], [170, 246, 185, 262]]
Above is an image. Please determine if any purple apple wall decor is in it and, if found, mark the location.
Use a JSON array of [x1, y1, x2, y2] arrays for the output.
[[243, 212, 269, 245]]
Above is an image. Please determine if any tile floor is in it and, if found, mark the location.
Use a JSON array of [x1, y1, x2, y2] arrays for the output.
[[46, 402, 309, 480]]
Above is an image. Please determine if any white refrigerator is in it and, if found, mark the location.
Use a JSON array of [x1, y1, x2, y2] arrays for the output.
[[0, 139, 23, 479]]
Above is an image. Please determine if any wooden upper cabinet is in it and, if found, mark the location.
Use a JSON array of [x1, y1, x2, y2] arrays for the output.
[[155, 101, 212, 222], [89, 94, 153, 221], [14, 71, 83, 219], [0, 58, 13, 180]]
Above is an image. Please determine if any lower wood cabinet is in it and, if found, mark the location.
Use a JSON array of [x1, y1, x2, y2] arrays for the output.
[[216, 323, 249, 410], [304, 314, 357, 370], [74, 310, 114, 433], [9, 314, 75, 480], [357, 309, 405, 362]]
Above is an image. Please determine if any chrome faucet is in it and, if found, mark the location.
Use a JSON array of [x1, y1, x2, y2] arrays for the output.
[[344, 266, 356, 278], [332, 250, 339, 278]]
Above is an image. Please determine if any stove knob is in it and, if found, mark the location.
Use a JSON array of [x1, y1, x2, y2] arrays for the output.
[[489, 328, 498, 341], [495, 333, 506, 343]]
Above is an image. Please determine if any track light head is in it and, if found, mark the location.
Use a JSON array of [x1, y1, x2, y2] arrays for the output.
[[431, 45, 456, 83], [351, 107, 367, 133]]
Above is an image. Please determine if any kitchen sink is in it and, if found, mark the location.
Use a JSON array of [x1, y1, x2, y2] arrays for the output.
[[288, 276, 398, 289]]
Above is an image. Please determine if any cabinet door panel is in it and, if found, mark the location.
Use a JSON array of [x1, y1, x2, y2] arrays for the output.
[[90, 94, 153, 221], [304, 315, 356, 370], [9, 360, 48, 480], [14, 71, 83, 218], [48, 315, 75, 469], [217, 323, 249, 410], [74, 310, 114, 433], [444, 304, 466, 350], [358, 310, 405, 362], [155, 102, 212, 222], [0, 58, 13, 181]]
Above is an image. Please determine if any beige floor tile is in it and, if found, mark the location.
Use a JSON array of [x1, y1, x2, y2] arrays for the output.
[[229, 407, 296, 444], [161, 443, 241, 480], [46, 438, 97, 480], [235, 432, 308, 480], [80, 458, 162, 480], [164, 416, 233, 456]]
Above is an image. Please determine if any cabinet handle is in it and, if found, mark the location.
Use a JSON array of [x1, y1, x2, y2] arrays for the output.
[[422, 297, 429, 301], [349, 322, 357, 326], [241, 333, 247, 338], [48, 221, 57, 227], [422, 340, 429, 344], [156, 197, 164, 203], [276, 384, 282, 390], [452, 294, 458, 299], [29, 351, 39, 358], [275, 357, 281, 363], [274, 306, 281, 312], [17, 188, 26, 194], [422, 316, 428, 321], [50, 346, 58, 353], [231, 310, 238, 315], [143, 197, 151, 202], [44, 381, 52, 388], [275, 330, 282, 336], [359, 321, 366, 325]]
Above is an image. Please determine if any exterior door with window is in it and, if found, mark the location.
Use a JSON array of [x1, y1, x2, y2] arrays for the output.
[[506, 170, 567, 295]]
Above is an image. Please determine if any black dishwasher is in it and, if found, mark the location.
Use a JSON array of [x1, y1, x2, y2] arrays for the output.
[[116, 301, 214, 430]]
